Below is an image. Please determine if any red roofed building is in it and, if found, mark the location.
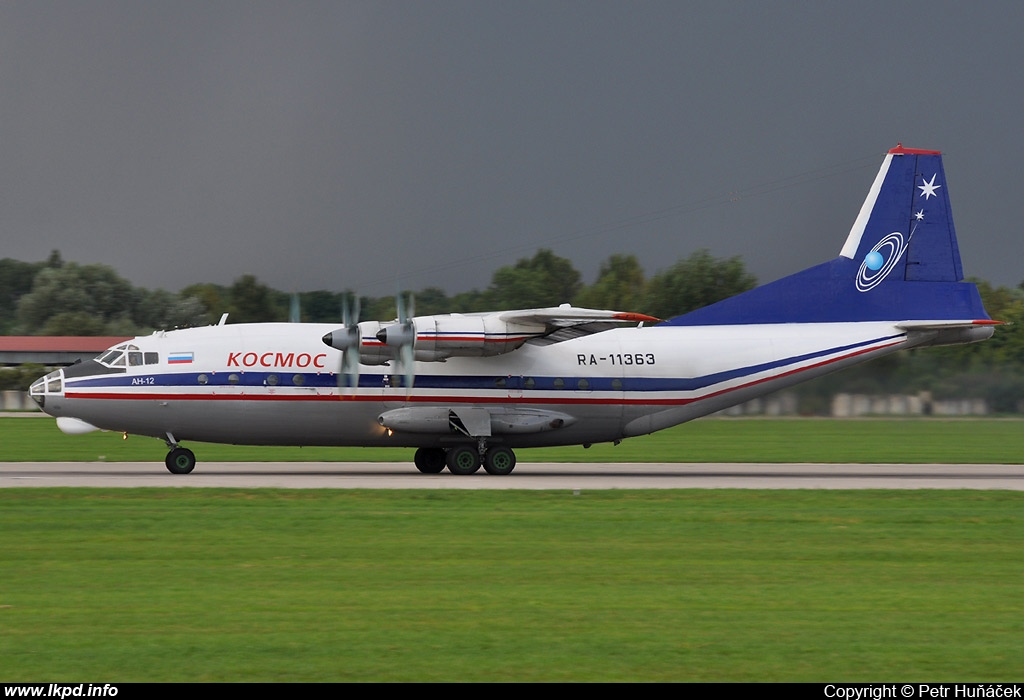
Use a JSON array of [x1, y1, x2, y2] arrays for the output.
[[0, 337, 132, 367]]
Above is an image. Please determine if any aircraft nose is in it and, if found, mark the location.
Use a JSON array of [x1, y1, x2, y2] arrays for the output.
[[28, 369, 64, 410], [28, 379, 45, 409]]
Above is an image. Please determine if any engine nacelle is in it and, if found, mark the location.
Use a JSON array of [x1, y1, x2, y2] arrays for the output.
[[377, 407, 576, 436], [324, 313, 548, 365], [404, 314, 544, 361], [323, 320, 391, 365]]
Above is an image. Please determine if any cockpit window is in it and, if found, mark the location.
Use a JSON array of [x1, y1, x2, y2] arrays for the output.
[[97, 349, 120, 365], [96, 343, 143, 369]]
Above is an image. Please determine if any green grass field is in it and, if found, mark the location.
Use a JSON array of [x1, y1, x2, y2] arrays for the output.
[[0, 489, 1021, 682], [2, 414, 1023, 463], [2, 417, 1022, 681]]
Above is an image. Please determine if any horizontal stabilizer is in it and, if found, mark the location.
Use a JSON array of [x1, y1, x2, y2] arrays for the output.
[[895, 319, 1003, 331]]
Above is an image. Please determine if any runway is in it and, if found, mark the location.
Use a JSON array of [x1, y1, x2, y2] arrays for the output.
[[2, 461, 1024, 489]]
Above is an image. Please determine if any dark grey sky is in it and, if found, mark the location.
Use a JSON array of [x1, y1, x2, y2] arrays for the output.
[[2, 2, 1022, 298]]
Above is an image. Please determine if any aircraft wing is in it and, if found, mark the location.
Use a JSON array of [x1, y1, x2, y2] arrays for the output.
[[496, 304, 658, 327], [496, 305, 660, 346], [326, 303, 660, 364]]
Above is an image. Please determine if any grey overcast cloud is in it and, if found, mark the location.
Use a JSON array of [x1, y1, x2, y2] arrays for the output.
[[2, 1, 1022, 298]]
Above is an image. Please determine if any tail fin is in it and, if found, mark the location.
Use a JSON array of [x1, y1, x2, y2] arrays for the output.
[[664, 145, 990, 326]]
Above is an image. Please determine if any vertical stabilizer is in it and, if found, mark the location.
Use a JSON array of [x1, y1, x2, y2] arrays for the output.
[[664, 145, 989, 326], [840, 145, 963, 288]]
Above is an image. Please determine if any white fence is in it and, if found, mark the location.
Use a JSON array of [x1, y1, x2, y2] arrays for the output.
[[1, 390, 37, 411], [717, 392, 990, 417]]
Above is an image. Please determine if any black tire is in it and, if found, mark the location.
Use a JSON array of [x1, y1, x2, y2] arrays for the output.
[[165, 447, 196, 475], [446, 446, 481, 475], [414, 447, 446, 474], [483, 446, 516, 475]]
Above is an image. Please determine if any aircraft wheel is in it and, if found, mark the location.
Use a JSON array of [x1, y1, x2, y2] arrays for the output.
[[483, 446, 516, 475], [446, 446, 481, 475], [414, 447, 446, 474], [165, 447, 196, 475]]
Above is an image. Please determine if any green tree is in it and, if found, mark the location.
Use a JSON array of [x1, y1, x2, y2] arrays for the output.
[[16, 263, 137, 335], [409, 287, 451, 316], [488, 249, 582, 310], [0, 258, 45, 333], [575, 254, 646, 311], [38, 311, 110, 336], [0, 363, 45, 392], [641, 249, 756, 319], [227, 275, 284, 323], [299, 291, 344, 323], [438, 288, 492, 314], [134, 289, 209, 331], [45, 249, 64, 268], [181, 283, 228, 321]]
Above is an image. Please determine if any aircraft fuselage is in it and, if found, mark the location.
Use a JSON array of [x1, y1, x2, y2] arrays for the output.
[[32, 319, 982, 449]]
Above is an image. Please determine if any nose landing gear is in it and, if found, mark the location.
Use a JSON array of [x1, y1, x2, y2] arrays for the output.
[[164, 433, 196, 474], [165, 446, 197, 474], [165, 447, 196, 474]]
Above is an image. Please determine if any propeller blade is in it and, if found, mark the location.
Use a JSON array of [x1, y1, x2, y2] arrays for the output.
[[399, 342, 414, 391], [324, 293, 362, 393], [340, 345, 360, 390], [377, 291, 416, 391]]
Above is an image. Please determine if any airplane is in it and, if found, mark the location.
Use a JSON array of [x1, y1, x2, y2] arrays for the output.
[[29, 145, 997, 475]]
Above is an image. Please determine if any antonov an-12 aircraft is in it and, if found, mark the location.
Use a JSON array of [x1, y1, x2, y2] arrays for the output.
[[30, 145, 996, 475]]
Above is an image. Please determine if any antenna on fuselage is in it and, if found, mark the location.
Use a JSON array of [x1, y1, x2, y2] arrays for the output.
[[218, 313, 229, 326]]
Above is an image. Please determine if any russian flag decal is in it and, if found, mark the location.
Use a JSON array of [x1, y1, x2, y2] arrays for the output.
[[168, 352, 194, 364]]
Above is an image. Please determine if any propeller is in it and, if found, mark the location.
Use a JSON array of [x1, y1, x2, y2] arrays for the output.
[[321, 293, 361, 392], [375, 291, 416, 391]]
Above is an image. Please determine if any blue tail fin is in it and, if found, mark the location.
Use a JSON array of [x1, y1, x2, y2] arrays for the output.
[[664, 145, 990, 326]]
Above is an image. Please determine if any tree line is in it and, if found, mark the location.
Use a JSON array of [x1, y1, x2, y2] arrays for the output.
[[3, 249, 1024, 410], [0, 248, 755, 335]]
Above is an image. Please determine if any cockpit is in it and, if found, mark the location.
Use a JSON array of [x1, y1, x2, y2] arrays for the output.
[[95, 343, 160, 369], [29, 342, 161, 408]]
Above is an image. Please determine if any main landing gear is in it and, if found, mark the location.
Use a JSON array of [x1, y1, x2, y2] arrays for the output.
[[414, 444, 517, 476]]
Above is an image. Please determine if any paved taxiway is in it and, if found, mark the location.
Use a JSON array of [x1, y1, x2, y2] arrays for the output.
[[2, 462, 1023, 489]]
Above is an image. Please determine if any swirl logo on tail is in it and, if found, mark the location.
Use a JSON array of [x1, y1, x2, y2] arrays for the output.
[[855, 231, 908, 292], [855, 205, 926, 293]]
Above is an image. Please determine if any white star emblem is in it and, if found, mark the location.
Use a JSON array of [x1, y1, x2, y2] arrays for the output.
[[918, 174, 941, 200], [915, 210, 925, 221]]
